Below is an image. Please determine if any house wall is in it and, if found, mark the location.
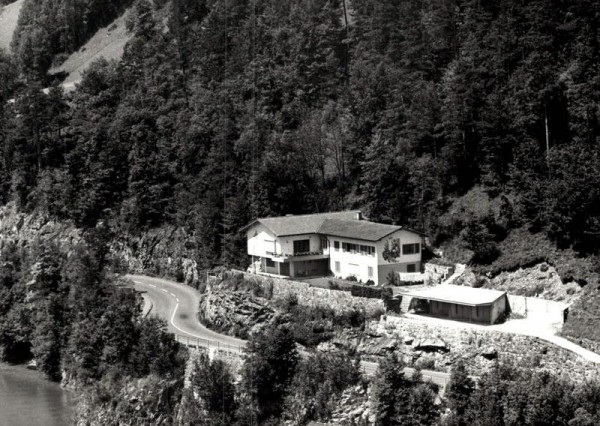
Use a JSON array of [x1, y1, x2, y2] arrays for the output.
[[247, 224, 323, 258], [247, 224, 278, 257], [290, 259, 329, 278], [378, 262, 423, 285], [326, 230, 423, 285], [278, 234, 322, 255], [327, 236, 380, 283], [375, 230, 423, 285], [377, 230, 423, 265]]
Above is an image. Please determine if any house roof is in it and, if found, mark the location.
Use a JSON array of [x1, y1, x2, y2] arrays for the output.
[[318, 218, 403, 242], [404, 284, 506, 306], [242, 211, 425, 241], [242, 211, 362, 237]]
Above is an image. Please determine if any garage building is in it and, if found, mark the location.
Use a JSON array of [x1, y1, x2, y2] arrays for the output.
[[404, 284, 507, 325]]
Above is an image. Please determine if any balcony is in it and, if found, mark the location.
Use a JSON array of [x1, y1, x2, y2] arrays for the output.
[[266, 251, 328, 261]]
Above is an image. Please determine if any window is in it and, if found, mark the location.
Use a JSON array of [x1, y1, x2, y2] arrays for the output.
[[402, 243, 421, 255], [360, 245, 376, 256], [342, 243, 358, 253], [407, 264, 417, 273], [335, 261, 340, 273], [476, 306, 479, 317], [293, 239, 310, 254], [334, 241, 340, 252], [320, 237, 328, 250], [266, 258, 275, 267], [368, 266, 373, 278]]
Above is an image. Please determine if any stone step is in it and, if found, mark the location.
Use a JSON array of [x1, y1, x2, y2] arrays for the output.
[[400, 295, 413, 313]]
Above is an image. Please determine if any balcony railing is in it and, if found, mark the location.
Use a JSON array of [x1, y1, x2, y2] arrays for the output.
[[398, 272, 425, 283], [266, 250, 324, 258]]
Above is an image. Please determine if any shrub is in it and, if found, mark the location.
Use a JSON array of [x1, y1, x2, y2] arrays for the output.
[[351, 285, 382, 299], [471, 277, 486, 288], [417, 358, 435, 370], [263, 279, 274, 299], [386, 271, 400, 286], [285, 292, 298, 307], [345, 275, 358, 282]]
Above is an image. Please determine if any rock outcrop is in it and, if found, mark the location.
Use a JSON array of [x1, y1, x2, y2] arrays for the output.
[[75, 376, 181, 426], [0, 202, 200, 287], [199, 281, 275, 338], [455, 263, 582, 304], [111, 226, 199, 286]]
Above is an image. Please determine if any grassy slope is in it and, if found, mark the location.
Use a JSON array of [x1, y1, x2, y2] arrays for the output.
[[0, 0, 23, 52], [49, 8, 132, 84]]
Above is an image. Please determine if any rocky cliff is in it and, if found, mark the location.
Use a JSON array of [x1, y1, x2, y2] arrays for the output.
[[0, 202, 200, 286], [111, 225, 199, 286], [0, 203, 81, 253]]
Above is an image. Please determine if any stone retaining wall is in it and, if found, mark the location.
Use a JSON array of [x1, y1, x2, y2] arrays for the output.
[[238, 271, 385, 317], [371, 315, 600, 381], [424, 263, 454, 284]]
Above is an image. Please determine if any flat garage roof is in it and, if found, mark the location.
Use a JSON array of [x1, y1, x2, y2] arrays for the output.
[[404, 284, 506, 306]]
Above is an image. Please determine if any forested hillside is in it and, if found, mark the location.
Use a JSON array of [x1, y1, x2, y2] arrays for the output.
[[0, 0, 599, 281], [10, 0, 131, 78]]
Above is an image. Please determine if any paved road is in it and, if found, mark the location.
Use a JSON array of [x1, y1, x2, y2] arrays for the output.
[[126, 274, 451, 386], [127, 274, 246, 349]]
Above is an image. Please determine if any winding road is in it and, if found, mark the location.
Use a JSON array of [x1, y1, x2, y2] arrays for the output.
[[127, 274, 246, 349], [126, 274, 452, 387]]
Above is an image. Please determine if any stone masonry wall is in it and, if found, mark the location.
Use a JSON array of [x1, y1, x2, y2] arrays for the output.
[[236, 271, 385, 317], [370, 315, 600, 382], [424, 263, 454, 284]]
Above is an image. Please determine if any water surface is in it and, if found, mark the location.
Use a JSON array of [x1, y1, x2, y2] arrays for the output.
[[0, 364, 73, 426]]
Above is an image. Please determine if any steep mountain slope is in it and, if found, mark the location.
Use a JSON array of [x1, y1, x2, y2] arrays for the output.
[[49, 8, 132, 85], [0, 0, 23, 51]]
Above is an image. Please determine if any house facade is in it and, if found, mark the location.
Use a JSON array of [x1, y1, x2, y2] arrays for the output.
[[243, 211, 424, 285]]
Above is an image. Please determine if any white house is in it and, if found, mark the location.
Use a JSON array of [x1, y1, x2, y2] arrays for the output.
[[242, 211, 424, 285]]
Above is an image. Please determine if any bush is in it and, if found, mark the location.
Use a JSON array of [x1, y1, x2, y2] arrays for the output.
[[386, 271, 400, 286], [345, 275, 358, 282], [351, 285, 383, 299]]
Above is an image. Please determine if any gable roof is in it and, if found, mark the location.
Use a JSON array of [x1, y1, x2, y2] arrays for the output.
[[403, 284, 506, 306], [318, 218, 403, 242], [242, 211, 425, 241], [242, 211, 362, 237]]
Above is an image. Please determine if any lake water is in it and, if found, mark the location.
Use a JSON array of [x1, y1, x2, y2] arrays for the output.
[[0, 364, 73, 426]]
